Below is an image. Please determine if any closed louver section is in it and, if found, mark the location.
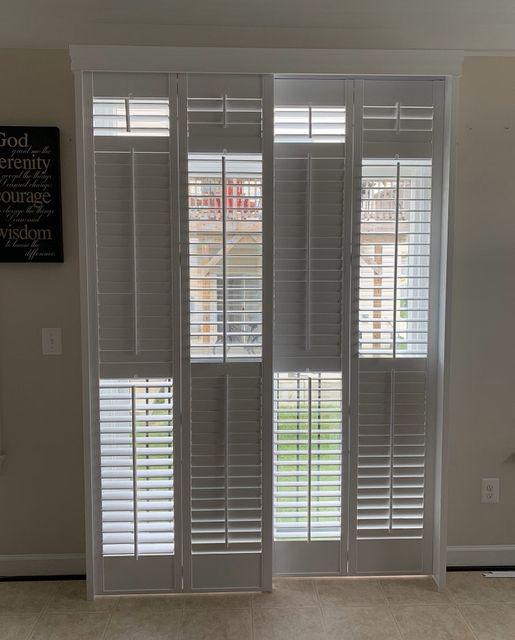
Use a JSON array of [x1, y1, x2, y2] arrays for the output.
[[187, 74, 263, 153], [356, 361, 427, 539], [94, 142, 174, 378], [362, 80, 436, 158], [274, 77, 347, 372], [189, 363, 263, 589], [275, 152, 345, 371]]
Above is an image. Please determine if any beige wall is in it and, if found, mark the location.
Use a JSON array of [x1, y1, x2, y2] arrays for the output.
[[0, 49, 84, 555], [447, 57, 515, 547], [0, 49, 514, 561]]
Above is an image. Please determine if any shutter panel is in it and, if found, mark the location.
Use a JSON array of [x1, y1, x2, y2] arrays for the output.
[[274, 78, 347, 372], [92, 72, 179, 592], [350, 79, 441, 575], [183, 74, 271, 590], [272, 77, 349, 575]]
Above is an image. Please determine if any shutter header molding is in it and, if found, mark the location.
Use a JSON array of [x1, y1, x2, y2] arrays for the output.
[[70, 46, 464, 77]]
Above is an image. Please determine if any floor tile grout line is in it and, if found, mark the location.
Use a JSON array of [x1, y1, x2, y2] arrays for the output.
[[455, 604, 481, 640], [380, 579, 405, 640], [250, 590, 255, 640], [25, 591, 52, 640]]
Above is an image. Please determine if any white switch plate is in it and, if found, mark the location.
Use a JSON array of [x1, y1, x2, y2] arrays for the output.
[[42, 328, 62, 355], [481, 477, 500, 503]]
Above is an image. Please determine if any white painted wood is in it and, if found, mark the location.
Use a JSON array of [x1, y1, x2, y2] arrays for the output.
[[447, 546, 515, 567], [432, 76, 460, 592], [70, 46, 464, 77], [0, 554, 86, 577]]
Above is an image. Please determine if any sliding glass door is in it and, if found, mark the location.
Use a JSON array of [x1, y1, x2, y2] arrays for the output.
[[79, 70, 446, 594]]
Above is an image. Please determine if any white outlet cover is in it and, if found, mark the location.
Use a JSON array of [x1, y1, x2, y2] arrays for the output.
[[481, 477, 500, 504], [42, 328, 62, 355]]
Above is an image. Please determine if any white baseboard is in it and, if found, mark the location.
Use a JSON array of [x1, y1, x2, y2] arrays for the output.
[[0, 554, 86, 577], [447, 545, 515, 567]]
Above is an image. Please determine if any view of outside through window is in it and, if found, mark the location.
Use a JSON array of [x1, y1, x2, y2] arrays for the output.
[[99, 380, 174, 557], [360, 160, 432, 357], [188, 154, 263, 360]]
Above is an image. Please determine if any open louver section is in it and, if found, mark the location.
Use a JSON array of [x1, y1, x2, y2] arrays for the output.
[[100, 379, 174, 557], [274, 373, 343, 540], [188, 154, 263, 361]]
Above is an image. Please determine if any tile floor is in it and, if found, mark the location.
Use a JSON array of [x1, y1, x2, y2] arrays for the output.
[[1, 572, 515, 639]]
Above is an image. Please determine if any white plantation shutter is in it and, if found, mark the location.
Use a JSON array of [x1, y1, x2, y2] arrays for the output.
[[272, 77, 349, 575], [183, 73, 272, 590], [274, 78, 347, 372], [92, 72, 179, 592], [350, 79, 443, 575]]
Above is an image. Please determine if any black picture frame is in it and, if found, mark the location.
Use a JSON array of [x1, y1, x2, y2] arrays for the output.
[[0, 126, 64, 263]]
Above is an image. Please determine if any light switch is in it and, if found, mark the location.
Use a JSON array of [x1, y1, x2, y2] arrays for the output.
[[42, 328, 62, 355]]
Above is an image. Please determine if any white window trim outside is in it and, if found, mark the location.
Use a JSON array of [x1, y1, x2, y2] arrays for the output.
[[72, 45, 461, 599]]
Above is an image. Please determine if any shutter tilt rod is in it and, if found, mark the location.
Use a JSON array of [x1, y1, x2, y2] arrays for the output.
[[224, 374, 230, 548], [388, 369, 396, 533], [392, 159, 401, 357], [307, 375, 313, 542], [222, 94, 228, 128], [130, 147, 139, 355], [131, 384, 139, 558], [125, 97, 131, 133], [222, 156, 227, 362], [306, 153, 312, 352], [395, 101, 401, 134]]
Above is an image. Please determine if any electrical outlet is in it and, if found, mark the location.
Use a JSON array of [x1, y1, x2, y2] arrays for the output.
[[481, 477, 500, 503], [42, 328, 62, 355]]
